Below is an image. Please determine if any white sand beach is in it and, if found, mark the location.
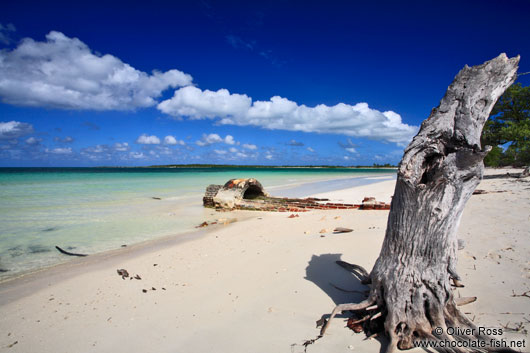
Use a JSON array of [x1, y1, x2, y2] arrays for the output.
[[0, 169, 528, 353]]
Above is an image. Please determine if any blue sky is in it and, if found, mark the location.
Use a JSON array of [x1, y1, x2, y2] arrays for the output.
[[1, 0, 529, 167]]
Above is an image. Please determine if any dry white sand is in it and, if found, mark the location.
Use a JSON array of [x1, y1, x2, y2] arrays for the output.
[[0, 169, 528, 353]]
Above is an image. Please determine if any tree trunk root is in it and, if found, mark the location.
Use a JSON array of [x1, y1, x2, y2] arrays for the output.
[[315, 261, 518, 353], [319, 299, 376, 336]]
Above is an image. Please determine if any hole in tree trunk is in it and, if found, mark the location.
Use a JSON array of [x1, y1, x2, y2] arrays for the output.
[[420, 153, 443, 184]]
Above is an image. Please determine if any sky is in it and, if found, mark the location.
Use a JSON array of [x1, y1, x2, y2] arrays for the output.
[[1, 0, 529, 167]]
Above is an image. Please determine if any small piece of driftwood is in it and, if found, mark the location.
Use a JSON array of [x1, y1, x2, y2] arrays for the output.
[[333, 227, 353, 233], [455, 296, 477, 306], [55, 246, 87, 257]]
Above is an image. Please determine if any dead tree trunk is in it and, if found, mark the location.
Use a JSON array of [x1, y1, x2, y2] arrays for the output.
[[320, 54, 519, 352]]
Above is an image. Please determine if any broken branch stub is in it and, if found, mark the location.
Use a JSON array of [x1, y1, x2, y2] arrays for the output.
[[321, 54, 520, 352]]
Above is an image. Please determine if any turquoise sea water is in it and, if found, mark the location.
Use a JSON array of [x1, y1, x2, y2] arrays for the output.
[[0, 167, 396, 281]]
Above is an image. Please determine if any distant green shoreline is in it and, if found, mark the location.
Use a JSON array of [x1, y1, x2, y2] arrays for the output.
[[141, 164, 398, 169]]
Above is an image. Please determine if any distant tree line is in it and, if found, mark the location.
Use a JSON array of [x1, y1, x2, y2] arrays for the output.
[[372, 163, 395, 168], [482, 82, 530, 167]]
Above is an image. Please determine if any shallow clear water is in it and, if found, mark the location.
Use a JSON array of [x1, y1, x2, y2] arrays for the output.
[[0, 167, 395, 281]]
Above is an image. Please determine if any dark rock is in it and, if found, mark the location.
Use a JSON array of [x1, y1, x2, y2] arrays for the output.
[[117, 269, 129, 279]]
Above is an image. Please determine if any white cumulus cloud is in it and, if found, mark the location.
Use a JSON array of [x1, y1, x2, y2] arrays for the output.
[[54, 136, 74, 143], [164, 135, 185, 145], [158, 86, 251, 119], [196, 133, 222, 146], [287, 139, 304, 147], [25, 137, 41, 145], [46, 147, 72, 154], [0, 121, 34, 140], [164, 135, 177, 145], [242, 143, 257, 150], [114, 142, 130, 151], [0, 31, 193, 110], [196, 133, 238, 147], [136, 134, 160, 144], [158, 88, 418, 145], [224, 135, 236, 145]]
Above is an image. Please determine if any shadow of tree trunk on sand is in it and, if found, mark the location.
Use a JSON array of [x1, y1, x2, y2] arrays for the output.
[[301, 254, 389, 353], [304, 254, 368, 306]]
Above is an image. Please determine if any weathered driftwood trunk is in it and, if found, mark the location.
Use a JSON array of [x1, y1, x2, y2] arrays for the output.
[[370, 53, 519, 351], [320, 54, 519, 352]]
